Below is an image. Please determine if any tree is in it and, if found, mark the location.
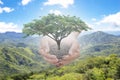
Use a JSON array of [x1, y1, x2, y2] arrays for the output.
[[23, 14, 90, 50]]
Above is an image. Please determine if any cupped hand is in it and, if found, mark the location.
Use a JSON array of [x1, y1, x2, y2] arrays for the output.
[[39, 32, 80, 67], [57, 32, 80, 67], [39, 36, 59, 66]]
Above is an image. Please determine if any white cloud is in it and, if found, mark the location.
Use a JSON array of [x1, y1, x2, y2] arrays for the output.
[[90, 12, 120, 31], [44, 0, 74, 8], [0, 0, 3, 5], [3, 7, 14, 13], [21, 0, 32, 6], [97, 12, 120, 26], [0, 1, 14, 13], [49, 10, 62, 15], [0, 7, 14, 13], [0, 7, 2, 13], [0, 22, 22, 33], [91, 24, 120, 31], [91, 18, 97, 21]]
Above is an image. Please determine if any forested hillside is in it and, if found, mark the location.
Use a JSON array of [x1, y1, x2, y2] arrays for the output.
[[0, 31, 120, 80], [11, 54, 119, 80], [0, 32, 49, 79], [79, 31, 120, 46], [79, 31, 120, 57]]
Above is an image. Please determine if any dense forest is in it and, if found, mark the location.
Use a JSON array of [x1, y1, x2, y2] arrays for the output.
[[0, 31, 120, 80], [5, 54, 119, 80]]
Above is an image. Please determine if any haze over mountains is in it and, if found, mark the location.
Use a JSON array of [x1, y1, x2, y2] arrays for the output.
[[78, 31, 120, 56], [79, 31, 120, 46], [0, 31, 120, 52], [0, 31, 120, 44], [0, 31, 120, 53], [0, 31, 120, 78]]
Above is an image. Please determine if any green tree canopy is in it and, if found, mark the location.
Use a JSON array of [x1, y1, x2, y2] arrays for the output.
[[23, 14, 90, 49]]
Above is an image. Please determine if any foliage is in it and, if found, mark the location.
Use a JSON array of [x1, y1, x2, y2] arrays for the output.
[[79, 31, 120, 48], [5, 54, 120, 80], [0, 46, 48, 78], [23, 14, 90, 49], [1, 31, 120, 79]]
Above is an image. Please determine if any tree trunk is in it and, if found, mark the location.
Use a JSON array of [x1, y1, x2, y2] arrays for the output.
[[56, 40, 61, 50]]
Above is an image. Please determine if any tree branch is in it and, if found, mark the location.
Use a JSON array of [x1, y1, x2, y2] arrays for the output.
[[47, 34, 56, 41]]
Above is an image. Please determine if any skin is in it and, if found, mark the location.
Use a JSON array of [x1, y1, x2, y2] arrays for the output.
[[39, 32, 80, 67]]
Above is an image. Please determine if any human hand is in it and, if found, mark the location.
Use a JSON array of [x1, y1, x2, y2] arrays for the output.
[[57, 32, 80, 67], [39, 36, 59, 66], [39, 31, 80, 67], [57, 45, 80, 67]]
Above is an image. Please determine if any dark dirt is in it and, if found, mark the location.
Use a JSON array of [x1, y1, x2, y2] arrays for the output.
[[49, 44, 71, 59]]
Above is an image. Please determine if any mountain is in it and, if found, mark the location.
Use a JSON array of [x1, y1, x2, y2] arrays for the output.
[[0, 31, 120, 78], [79, 31, 120, 56], [0, 32, 41, 48], [0, 32, 48, 78], [0, 31, 119, 47], [0, 32, 24, 41], [0, 46, 50, 78], [79, 31, 120, 46], [80, 31, 120, 36]]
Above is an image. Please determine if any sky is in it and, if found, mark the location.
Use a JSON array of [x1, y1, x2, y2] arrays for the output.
[[0, 0, 120, 33]]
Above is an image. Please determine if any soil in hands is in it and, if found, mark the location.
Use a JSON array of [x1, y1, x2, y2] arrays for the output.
[[49, 44, 71, 59]]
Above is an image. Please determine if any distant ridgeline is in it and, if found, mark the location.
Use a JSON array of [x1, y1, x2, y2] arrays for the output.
[[0, 31, 120, 78], [0, 31, 120, 48], [0, 31, 41, 47], [79, 31, 120, 56], [79, 31, 120, 46]]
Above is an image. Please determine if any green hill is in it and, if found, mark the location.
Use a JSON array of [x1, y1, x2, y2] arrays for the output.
[[79, 31, 120, 46], [79, 31, 120, 57], [0, 46, 48, 78], [0, 31, 120, 79], [8, 54, 120, 80], [0, 32, 48, 79]]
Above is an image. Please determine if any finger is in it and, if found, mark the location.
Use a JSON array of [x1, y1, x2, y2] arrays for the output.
[[70, 52, 80, 60], [55, 61, 64, 67], [61, 60, 72, 65], [62, 55, 72, 61], [63, 52, 80, 61], [40, 50, 58, 59], [45, 54, 58, 60], [44, 57, 58, 65], [39, 49, 44, 55], [49, 55, 58, 59], [54, 59, 63, 67]]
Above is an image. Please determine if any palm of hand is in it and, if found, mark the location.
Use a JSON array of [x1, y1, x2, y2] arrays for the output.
[[39, 32, 80, 67]]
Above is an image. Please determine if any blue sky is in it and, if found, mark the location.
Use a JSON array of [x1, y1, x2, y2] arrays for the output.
[[0, 0, 120, 33]]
